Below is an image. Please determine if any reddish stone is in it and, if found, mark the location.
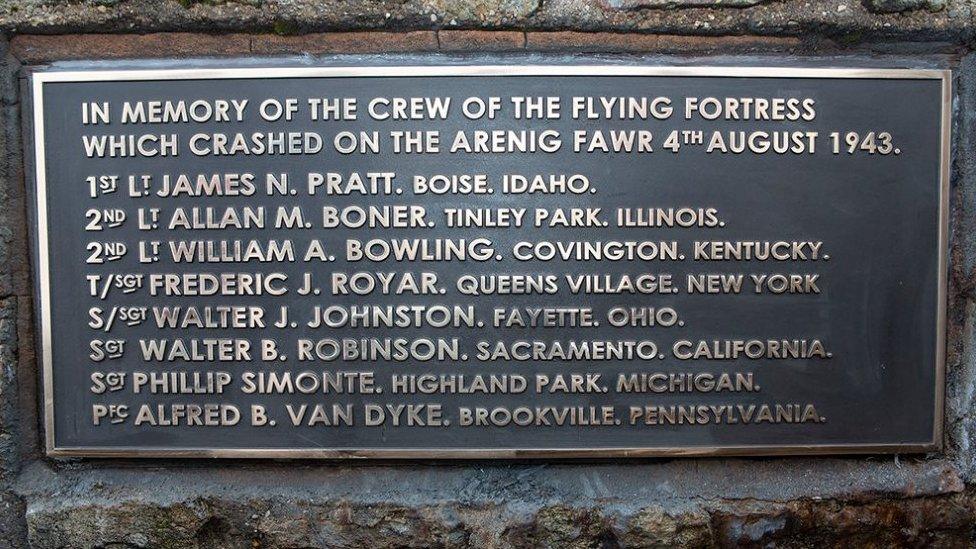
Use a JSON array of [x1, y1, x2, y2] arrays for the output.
[[526, 31, 662, 52], [11, 33, 251, 63], [438, 30, 525, 51], [526, 31, 800, 53], [655, 34, 802, 52], [250, 32, 438, 55]]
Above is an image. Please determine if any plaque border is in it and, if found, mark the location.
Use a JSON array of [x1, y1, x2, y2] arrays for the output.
[[29, 65, 951, 459]]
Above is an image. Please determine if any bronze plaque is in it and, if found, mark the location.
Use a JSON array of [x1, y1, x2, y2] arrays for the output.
[[29, 63, 949, 458]]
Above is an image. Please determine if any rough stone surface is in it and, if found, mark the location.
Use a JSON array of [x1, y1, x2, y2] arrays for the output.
[[5, 455, 967, 547], [250, 31, 439, 55], [18, 488, 976, 547], [0, 490, 27, 548], [9, 32, 821, 63], [0, 0, 971, 44], [711, 494, 976, 547], [0, 294, 24, 548], [0, 297, 19, 479], [0, 31, 27, 548], [10, 33, 252, 61], [439, 30, 525, 51], [23, 499, 709, 548], [868, 0, 947, 12], [947, 47, 976, 490], [609, 0, 765, 8], [405, 0, 542, 25], [524, 31, 803, 52]]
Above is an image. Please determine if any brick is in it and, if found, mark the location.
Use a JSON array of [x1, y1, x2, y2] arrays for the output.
[[438, 30, 525, 51], [250, 32, 438, 55], [10, 33, 251, 63]]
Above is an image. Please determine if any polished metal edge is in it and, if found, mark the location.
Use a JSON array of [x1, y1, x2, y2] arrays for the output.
[[31, 75, 56, 456], [29, 65, 950, 459], [46, 442, 940, 459], [934, 69, 951, 451], [30, 66, 948, 82]]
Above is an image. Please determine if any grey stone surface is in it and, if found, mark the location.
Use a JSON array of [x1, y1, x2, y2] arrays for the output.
[[8, 451, 969, 546], [405, 0, 542, 25], [608, 0, 766, 9], [0, 489, 26, 548], [948, 50, 976, 483], [12, 457, 965, 508], [0, 297, 19, 480], [13, 460, 974, 547], [0, 32, 27, 548], [0, 0, 971, 43], [0, 293, 26, 549], [868, 0, 947, 13]]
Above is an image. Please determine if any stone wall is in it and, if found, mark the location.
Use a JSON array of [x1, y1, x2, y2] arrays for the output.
[[1, 0, 975, 546]]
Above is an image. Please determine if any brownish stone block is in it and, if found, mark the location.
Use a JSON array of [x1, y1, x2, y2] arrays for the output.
[[654, 34, 802, 52], [250, 32, 438, 55], [10, 31, 804, 63], [525, 31, 801, 53], [526, 31, 662, 52], [438, 30, 525, 51], [11, 33, 251, 63]]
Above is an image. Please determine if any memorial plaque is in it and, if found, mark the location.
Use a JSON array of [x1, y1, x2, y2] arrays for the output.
[[29, 64, 949, 458]]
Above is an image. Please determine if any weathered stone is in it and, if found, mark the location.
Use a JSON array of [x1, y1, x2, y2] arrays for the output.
[[0, 490, 26, 548], [949, 48, 976, 484], [868, 0, 946, 12], [503, 505, 619, 548], [0, 37, 24, 546], [0, 49, 21, 303], [439, 29, 524, 50], [0, 297, 18, 478], [250, 31, 439, 55], [21, 490, 976, 548], [608, 0, 764, 8], [525, 30, 663, 51], [712, 494, 976, 547], [619, 507, 714, 548], [524, 31, 801, 52], [10, 33, 251, 62], [532, 0, 965, 42], [23, 499, 513, 548], [6, 30, 814, 60], [27, 500, 225, 549], [404, 0, 541, 24], [0, 0, 967, 44]]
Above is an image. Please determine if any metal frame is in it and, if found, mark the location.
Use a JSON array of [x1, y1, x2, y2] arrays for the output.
[[29, 64, 951, 459]]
